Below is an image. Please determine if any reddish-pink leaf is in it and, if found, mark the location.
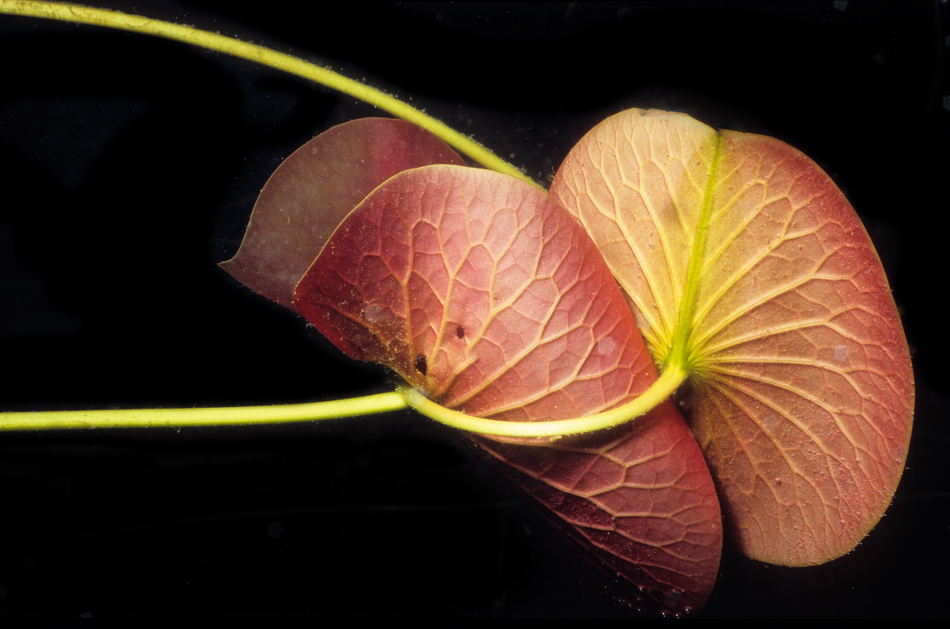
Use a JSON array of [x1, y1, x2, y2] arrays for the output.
[[295, 164, 654, 417], [219, 118, 465, 311], [550, 108, 914, 566], [293, 164, 722, 614]]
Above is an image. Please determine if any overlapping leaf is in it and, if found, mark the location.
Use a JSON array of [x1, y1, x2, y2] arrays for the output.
[[550, 109, 914, 566], [293, 165, 655, 418], [224, 122, 722, 615]]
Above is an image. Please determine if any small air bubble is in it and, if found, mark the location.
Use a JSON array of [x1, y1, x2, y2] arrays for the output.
[[363, 304, 384, 323], [597, 337, 617, 355], [834, 345, 848, 362], [415, 355, 428, 376]]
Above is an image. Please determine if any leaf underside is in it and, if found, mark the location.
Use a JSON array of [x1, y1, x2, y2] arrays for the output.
[[550, 109, 914, 566], [289, 158, 722, 614]]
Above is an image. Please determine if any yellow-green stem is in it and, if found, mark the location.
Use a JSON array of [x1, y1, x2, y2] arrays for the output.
[[0, 366, 686, 436], [0, 392, 409, 431], [0, 1, 685, 438], [401, 364, 687, 438], [0, 0, 538, 187]]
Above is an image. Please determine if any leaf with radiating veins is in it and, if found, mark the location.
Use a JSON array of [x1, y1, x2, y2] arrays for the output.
[[293, 164, 722, 614], [220, 118, 465, 310], [294, 164, 656, 414], [550, 108, 914, 566]]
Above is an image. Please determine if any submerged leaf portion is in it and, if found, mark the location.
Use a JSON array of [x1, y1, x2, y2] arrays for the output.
[[551, 108, 914, 566], [220, 118, 464, 310], [293, 164, 721, 613]]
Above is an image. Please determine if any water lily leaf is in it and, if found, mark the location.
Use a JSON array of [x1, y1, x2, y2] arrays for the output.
[[550, 109, 914, 566], [220, 118, 465, 311], [294, 164, 653, 415], [293, 164, 722, 613]]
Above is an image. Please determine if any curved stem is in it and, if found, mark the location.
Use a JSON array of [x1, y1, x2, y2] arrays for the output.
[[0, 392, 408, 431], [400, 363, 687, 439], [0, 0, 538, 187], [0, 365, 686, 436], [0, 1, 688, 438]]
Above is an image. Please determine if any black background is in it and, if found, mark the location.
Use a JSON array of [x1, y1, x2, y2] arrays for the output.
[[1, 1, 947, 618]]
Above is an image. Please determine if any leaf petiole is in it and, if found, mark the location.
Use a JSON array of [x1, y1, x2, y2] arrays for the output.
[[0, 365, 687, 435], [401, 363, 687, 439], [0, 392, 409, 432], [0, 2, 689, 438]]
